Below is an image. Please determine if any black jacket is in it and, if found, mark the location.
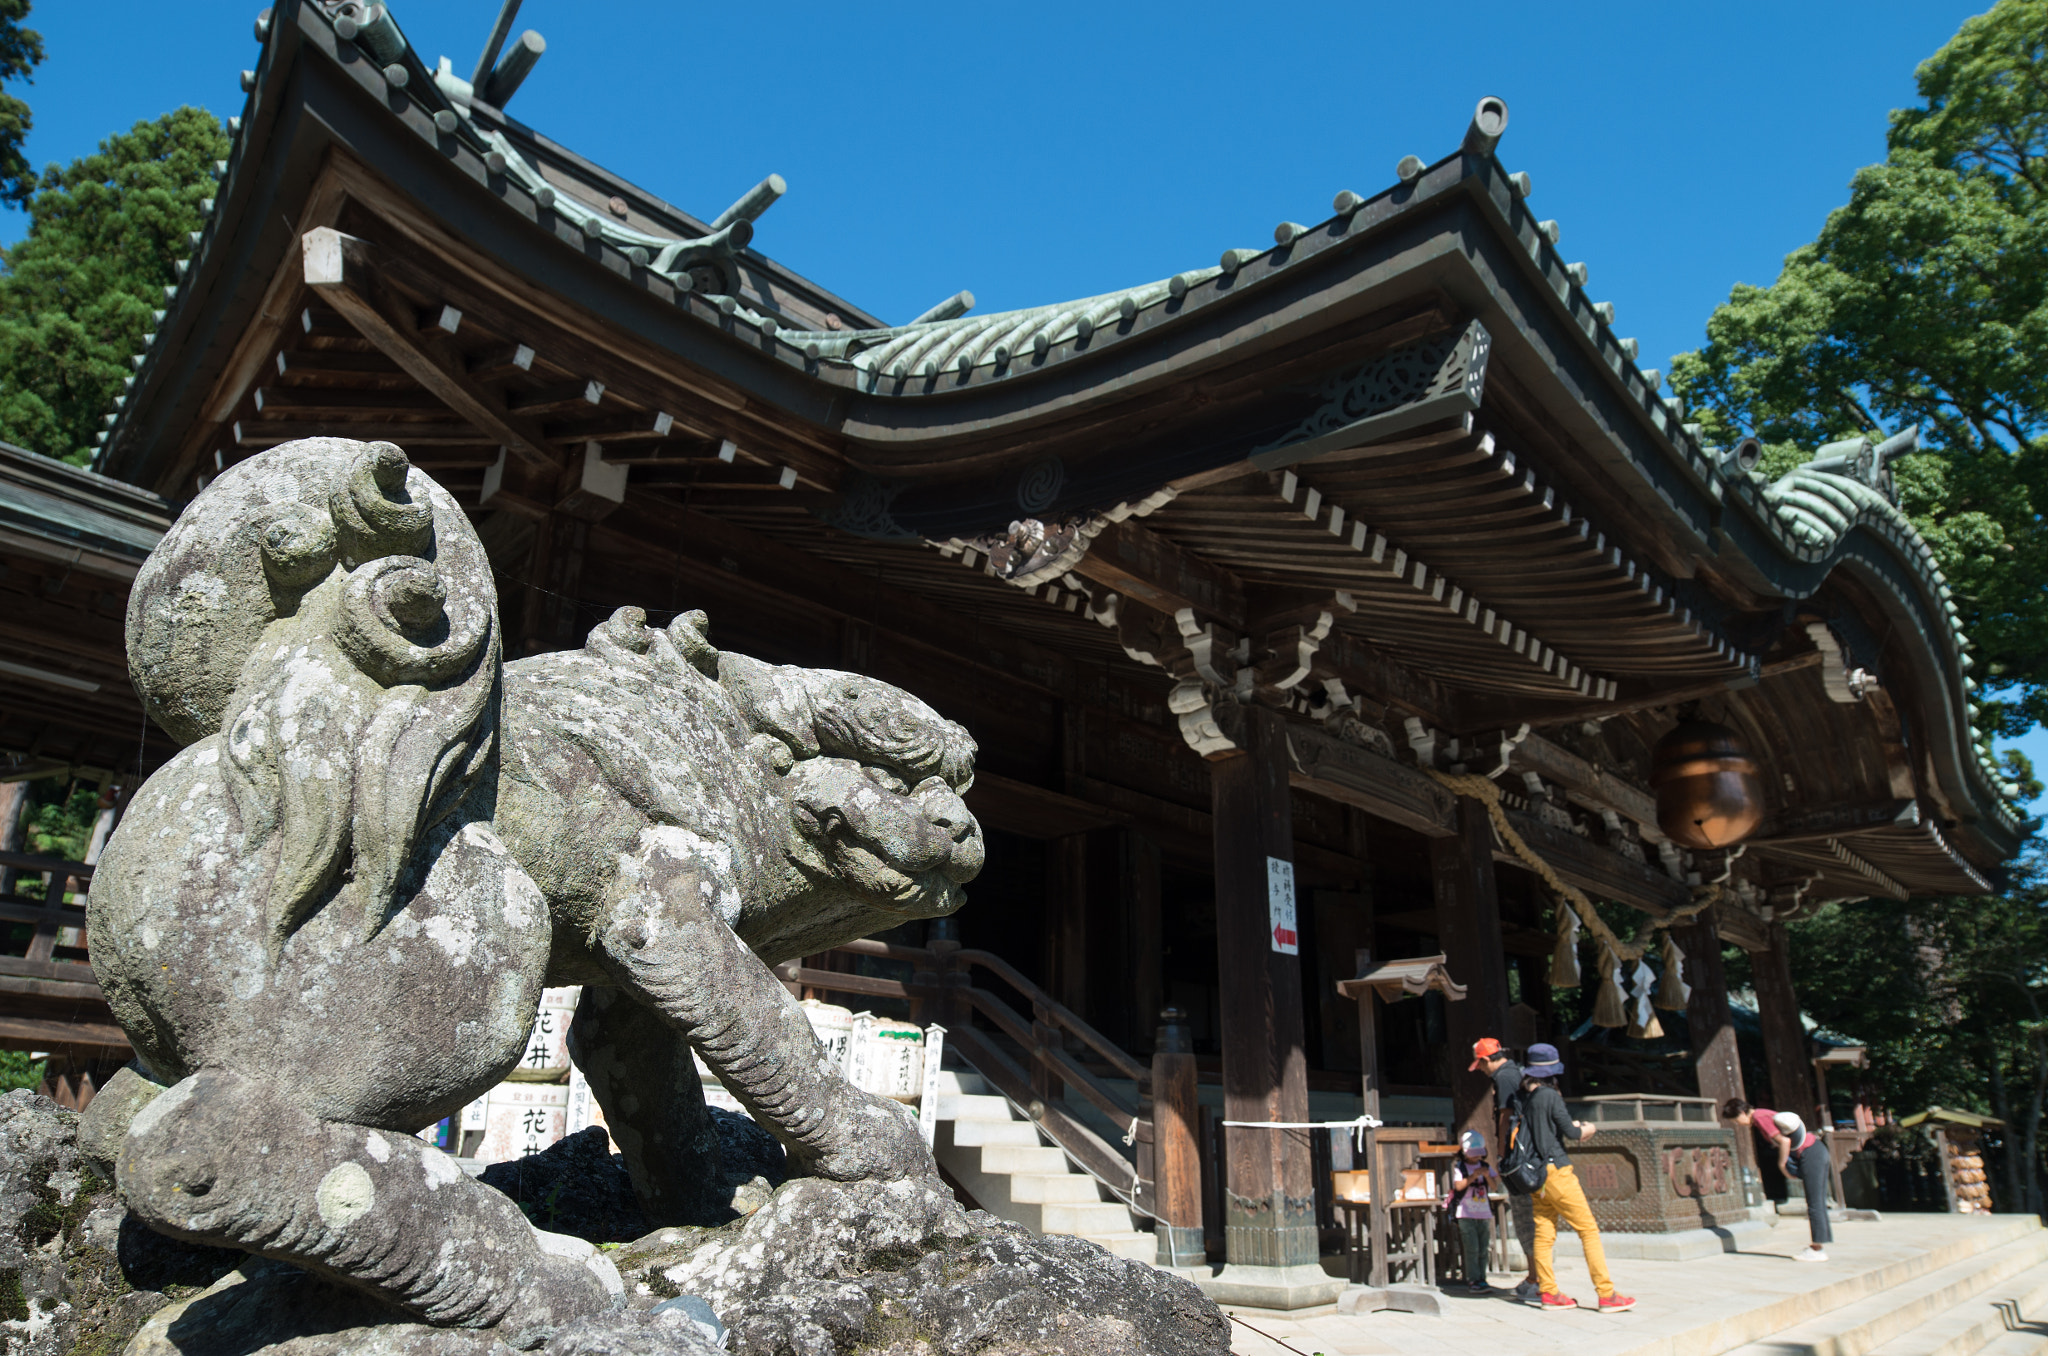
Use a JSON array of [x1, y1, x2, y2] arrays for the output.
[[1521, 1083, 1583, 1169]]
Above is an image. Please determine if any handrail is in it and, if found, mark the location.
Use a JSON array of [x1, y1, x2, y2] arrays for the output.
[[956, 947, 1149, 1087], [834, 937, 933, 963], [0, 850, 94, 880], [959, 986, 1140, 1128], [794, 938, 1162, 1217]]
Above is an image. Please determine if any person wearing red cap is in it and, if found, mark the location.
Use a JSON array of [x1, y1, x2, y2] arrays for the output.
[[1470, 1038, 1539, 1299]]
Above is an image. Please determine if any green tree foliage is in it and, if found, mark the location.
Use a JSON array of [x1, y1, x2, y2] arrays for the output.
[[0, 1, 44, 206], [0, 107, 226, 463], [22, 780, 98, 861], [1671, 0, 2048, 738], [1768, 852, 2048, 1212], [0, 1051, 41, 1093]]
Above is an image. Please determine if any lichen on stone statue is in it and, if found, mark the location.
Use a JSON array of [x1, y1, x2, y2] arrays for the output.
[[63, 437, 1224, 1354]]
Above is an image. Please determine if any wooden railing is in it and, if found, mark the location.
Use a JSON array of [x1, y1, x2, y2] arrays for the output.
[[777, 937, 1200, 1242], [0, 849, 96, 985]]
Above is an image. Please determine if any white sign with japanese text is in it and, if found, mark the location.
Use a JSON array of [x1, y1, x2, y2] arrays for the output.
[[1267, 857, 1298, 954]]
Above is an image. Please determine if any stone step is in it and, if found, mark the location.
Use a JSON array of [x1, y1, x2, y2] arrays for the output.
[[979, 1143, 1070, 1176], [1612, 1216, 2043, 1356], [1866, 1256, 2048, 1356], [936, 1093, 1013, 1122], [949, 1118, 1043, 1147], [1710, 1225, 2048, 1356], [1009, 1173, 1104, 1205], [1041, 1201, 1137, 1236], [1975, 1334, 2048, 1356], [931, 1069, 990, 1096], [1089, 1231, 1156, 1263]]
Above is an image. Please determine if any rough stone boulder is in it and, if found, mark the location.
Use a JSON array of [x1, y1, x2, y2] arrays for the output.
[[0, 1086, 1227, 1355], [615, 1175, 1231, 1356], [0, 1089, 240, 1356]]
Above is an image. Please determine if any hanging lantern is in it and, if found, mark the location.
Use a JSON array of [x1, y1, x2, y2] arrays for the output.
[[1651, 718, 1764, 849]]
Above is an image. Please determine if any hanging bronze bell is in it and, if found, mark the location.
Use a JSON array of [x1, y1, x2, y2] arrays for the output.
[[1650, 718, 1764, 849]]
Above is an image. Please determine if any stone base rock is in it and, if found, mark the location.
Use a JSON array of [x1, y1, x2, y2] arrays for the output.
[[125, 1262, 722, 1356], [615, 1175, 1230, 1355], [0, 1086, 1227, 1356]]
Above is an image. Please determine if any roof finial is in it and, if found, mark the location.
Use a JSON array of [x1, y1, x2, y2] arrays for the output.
[[1462, 96, 1509, 156], [470, 0, 523, 89], [711, 175, 787, 232], [910, 292, 975, 325], [480, 29, 545, 107]]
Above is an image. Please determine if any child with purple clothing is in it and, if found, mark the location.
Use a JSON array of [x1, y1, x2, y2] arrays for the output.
[[1448, 1129, 1498, 1293]]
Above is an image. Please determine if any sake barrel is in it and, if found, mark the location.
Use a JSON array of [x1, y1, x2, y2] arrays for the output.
[[800, 999, 856, 1072], [476, 1081, 570, 1164], [507, 985, 580, 1081], [845, 1014, 925, 1103]]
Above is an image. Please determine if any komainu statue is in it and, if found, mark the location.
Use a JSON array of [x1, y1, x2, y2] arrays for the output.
[[87, 438, 982, 1335]]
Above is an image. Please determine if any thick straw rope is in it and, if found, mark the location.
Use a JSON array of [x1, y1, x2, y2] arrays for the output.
[[1423, 768, 1717, 963]]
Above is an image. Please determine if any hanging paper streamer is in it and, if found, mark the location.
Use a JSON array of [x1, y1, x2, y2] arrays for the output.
[[1551, 906, 1582, 987], [1655, 933, 1691, 1012], [1592, 947, 1628, 1028], [1626, 958, 1661, 1038]]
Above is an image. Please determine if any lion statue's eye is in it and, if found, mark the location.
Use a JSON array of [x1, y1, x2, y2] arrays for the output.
[[862, 766, 909, 796]]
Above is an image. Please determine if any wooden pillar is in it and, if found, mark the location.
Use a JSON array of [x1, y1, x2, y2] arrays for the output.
[[1431, 796, 1510, 1147], [1211, 706, 1316, 1270], [1752, 922, 1820, 1121], [0, 779, 27, 897], [1152, 1007, 1205, 1267], [1048, 833, 1090, 1022], [1127, 832, 1163, 1057], [1677, 906, 1749, 1163]]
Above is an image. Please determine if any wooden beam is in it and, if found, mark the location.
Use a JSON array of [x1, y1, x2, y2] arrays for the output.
[[234, 421, 494, 448], [1071, 519, 1247, 627], [1475, 651, 1826, 732], [1509, 732, 1661, 833], [301, 227, 560, 470], [0, 1012, 130, 1052], [1497, 809, 1691, 917], [1283, 722, 1456, 838], [1752, 799, 1920, 845]]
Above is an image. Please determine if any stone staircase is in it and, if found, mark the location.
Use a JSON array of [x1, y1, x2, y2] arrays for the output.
[[1630, 1215, 2048, 1356], [929, 1067, 1155, 1263]]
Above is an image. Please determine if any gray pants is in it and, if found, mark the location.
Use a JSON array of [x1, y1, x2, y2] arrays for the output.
[[1790, 1141, 1834, 1245], [1509, 1192, 1536, 1273]]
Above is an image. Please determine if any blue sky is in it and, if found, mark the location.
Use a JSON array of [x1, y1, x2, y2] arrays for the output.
[[3, 0, 2040, 820]]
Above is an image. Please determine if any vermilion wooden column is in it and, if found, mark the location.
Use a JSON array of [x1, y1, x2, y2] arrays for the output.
[[1677, 906, 1751, 1166], [1210, 706, 1317, 1270], [1752, 922, 1821, 1121], [1431, 796, 1510, 1147]]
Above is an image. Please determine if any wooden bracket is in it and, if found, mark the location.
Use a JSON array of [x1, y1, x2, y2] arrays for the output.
[[301, 227, 559, 470]]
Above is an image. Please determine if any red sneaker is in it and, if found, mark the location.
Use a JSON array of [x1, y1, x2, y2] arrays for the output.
[[1539, 1293, 1579, 1311], [1598, 1295, 1638, 1312]]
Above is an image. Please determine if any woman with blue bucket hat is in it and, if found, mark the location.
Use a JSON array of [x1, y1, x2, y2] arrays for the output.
[[1518, 1043, 1636, 1313]]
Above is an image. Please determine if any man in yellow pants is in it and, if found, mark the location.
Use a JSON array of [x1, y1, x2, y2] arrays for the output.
[[1519, 1043, 1636, 1312]]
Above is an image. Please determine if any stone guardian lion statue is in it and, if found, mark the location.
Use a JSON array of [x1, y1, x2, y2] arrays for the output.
[[86, 438, 983, 1335]]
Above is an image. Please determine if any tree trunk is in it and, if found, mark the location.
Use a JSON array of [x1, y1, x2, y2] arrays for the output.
[[1990, 1053, 2024, 1213]]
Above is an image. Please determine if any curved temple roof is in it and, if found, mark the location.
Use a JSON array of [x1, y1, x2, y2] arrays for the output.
[[91, 0, 2031, 907]]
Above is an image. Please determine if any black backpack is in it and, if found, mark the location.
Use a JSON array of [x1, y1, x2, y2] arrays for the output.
[[1498, 1088, 1547, 1195]]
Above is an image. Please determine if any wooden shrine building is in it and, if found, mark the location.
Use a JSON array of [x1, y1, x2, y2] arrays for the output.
[[3, 0, 2033, 1305]]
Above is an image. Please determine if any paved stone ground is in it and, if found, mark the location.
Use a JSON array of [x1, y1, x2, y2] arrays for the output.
[[1218, 1213, 2039, 1356]]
